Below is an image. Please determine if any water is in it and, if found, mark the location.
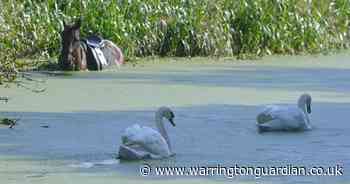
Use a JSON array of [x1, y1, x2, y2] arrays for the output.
[[0, 54, 349, 184]]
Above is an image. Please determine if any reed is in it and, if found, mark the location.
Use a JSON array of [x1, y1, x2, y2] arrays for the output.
[[1, 0, 349, 62]]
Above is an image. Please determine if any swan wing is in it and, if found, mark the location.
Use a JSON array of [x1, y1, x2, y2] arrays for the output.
[[257, 105, 275, 124], [257, 105, 307, 130], [121, 124, 171, 157], [121, 124, 144, 145], [118, 144, 152, 160]]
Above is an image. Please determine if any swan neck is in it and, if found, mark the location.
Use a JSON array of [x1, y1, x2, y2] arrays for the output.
[[155, 111, 172, 152], [297, 96, 307, 113], [298, 96, 311, 126]]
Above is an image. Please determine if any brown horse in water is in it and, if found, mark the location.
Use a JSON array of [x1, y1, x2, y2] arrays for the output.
[[59, 19, 124, 71]]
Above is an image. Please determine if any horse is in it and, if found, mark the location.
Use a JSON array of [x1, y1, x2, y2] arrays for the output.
[[59, 19, 124, 71]]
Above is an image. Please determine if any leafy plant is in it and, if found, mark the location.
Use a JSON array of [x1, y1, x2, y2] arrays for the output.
[[0, 0, 349, 63]]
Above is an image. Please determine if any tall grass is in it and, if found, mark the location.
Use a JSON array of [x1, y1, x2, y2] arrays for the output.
[[1, 0, 350, 62]]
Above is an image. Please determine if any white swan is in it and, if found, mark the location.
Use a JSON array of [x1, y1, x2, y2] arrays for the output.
[[118, 107, 175, 160], [256, 93, 312, 132]]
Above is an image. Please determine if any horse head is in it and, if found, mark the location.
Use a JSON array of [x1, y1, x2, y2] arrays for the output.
[[59, 19, 84, 70]]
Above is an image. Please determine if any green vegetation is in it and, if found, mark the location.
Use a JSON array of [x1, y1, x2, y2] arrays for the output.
[[0, 118, 18, 128], [1, 0, 350, 81]]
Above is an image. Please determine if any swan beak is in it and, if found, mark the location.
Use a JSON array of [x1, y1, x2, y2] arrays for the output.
[[169, 118, 176, 127], [307, 104, 311, 114]]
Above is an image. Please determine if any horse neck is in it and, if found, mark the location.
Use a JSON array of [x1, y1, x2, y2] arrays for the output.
[[73, 42, 87, 70]]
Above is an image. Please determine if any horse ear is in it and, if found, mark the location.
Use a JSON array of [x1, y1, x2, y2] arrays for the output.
[[73, 18, 81, 29]]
